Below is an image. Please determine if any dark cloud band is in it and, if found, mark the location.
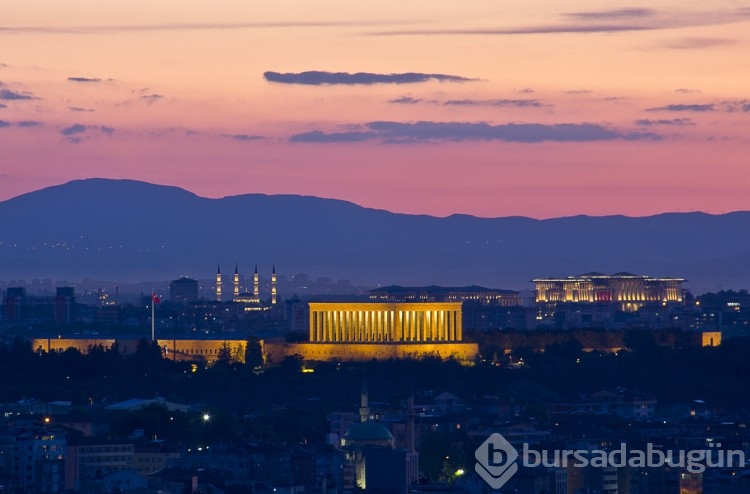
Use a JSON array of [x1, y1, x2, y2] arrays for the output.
[[68, 77, 102, 83], [388, 97, 545, 108], [0, 88, 35, 100], [445, 98, 544, 108], [291, 121, 660, 143], [647, 104, 714, 112], [635, 118, 694, 126], [371, 8, 750, 36], [264, 71, 473, 85], [61, 124, 87, 136], [565, 8, 654, 21], [222, 134, 265, 141], [647, 101, 750, 113], [60, 124, 115, 140]]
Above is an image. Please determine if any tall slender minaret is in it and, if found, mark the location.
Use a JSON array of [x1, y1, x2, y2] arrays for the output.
[[233, 263, 240, 300], [253, 264, 259, 298], [360, 378, 370, 423], [216, 265, 222, 302], [271, 265, 277, 305], [405, 388, 419, 485], [407, 391, 416, 453]]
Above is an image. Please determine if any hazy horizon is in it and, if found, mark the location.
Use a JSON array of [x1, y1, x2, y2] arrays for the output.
[[5, 177, 750, 221], [1, 178, 748, 292]]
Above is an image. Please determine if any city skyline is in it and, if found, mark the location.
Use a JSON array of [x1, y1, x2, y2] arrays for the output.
[[1, 1, 750, 218]]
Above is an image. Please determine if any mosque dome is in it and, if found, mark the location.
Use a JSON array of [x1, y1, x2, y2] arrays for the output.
[[344, 421, 394, 443], [342, 379, 395, 448]]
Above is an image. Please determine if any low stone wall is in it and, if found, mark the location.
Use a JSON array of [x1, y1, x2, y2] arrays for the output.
[[31, 337, 479, 365], [30, 337, 248, 363], [264, 341, 478, 363]]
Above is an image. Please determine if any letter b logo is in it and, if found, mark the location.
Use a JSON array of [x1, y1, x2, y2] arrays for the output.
[[488, 442, 509, 466], [475, 433, 519, 489]]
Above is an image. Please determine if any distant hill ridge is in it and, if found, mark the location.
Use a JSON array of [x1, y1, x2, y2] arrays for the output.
[[0, 178, 748, 290]]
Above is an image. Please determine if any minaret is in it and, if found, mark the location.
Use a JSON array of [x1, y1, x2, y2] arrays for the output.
[[407, 391, 416, 453], [233, 263, 239, 300], [271, 265, 277, 305], [405, 389, 419, 485], [360, 379, 370, 423], [253, 264, 259, 298], [216, 265, 222, 302]]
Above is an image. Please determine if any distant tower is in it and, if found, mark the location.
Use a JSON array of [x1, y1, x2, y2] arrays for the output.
[[271, 265, 277, 305], [253, 264, 259, 298], [233, 263, 240, 300], [405, 389, 419, 484], [407, 391, 416, 453], [216, 265, 222, 302], [360, 379, 370, 423]]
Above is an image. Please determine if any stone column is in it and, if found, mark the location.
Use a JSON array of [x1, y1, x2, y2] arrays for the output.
[[326, 311, 333, 342], [455, 310, 462, 341], [309, 310, 315, 342]]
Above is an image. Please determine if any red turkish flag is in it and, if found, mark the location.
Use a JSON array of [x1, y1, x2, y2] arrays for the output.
[[152, 293, 161, 304]]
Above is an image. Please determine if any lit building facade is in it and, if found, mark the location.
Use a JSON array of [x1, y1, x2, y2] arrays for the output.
[[262, 302, 478, 362], [369, 285, 522, 307], [309, 302, 462, 343], [534, 272, 685, 312]]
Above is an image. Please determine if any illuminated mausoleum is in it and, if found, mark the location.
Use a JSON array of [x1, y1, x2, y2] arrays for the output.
[[309, 302, 462, 343], [533, 272, 685, 311], [265, 302, 478, 363]]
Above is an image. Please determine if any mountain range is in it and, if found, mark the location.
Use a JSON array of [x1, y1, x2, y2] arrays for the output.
[[1, 178, 748, 292]]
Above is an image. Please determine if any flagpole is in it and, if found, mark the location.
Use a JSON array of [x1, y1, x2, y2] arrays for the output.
[[151, 291, 155, 342]]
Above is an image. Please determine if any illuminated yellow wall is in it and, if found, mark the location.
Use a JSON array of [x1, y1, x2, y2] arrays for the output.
[[31, 338, 249, 363], [264, 341, 478, 363], [309, 302, 463, 343], [31, 322, 477, 365], [701, 332, 721, 347]]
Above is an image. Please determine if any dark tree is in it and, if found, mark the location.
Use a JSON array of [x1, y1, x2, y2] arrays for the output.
[[216, 341, 233, 365], [245, 337, 264, 367]]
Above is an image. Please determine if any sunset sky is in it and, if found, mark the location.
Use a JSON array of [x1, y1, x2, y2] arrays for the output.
[[1, 0, 749, 218]]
